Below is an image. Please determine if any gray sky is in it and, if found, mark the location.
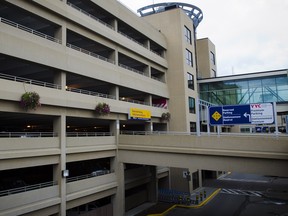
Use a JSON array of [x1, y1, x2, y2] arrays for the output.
[[118, 0, 288, 76]]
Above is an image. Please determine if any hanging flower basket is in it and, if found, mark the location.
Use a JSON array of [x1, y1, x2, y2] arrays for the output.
[[20, 91, 41, 111], [161, 112, 171, 121], [95, 102, 110, 115]]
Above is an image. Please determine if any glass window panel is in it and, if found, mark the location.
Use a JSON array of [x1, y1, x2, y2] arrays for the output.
[[248, 79, 262, 88]]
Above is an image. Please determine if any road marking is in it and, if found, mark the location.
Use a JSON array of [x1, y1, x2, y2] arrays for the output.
[[220, 177, 270, 183], [221, 188, 264, 197]]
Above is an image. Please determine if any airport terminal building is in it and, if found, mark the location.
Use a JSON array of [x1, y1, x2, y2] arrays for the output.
[[0, 0, 287, 215]]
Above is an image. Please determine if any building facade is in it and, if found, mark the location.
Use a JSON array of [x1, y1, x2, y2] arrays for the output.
[[1, 1, 286, 216], [0, 0, 208, 215], [199, 69, 288, 133]]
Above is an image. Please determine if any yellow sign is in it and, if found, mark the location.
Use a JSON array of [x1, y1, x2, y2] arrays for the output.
[[129, 108, 151, 120], [212, 111, 222, 121]]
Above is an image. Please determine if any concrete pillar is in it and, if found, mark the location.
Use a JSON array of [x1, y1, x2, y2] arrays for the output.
[[112, 162, 125, 216], [198, 169, 203, 187], [54, 71, 66, 91], [112, 19, 118, 32], [109, 86, 119, 101], [144, 65, 151, 77], [55, 22, 67, 45], [188, 170, 194, 193], [145, 121, 153, 132], [145, 39, 150, 50], [53, 115, 66, 216], [147, 166, 158, 202], [145, 95, 152, 106]]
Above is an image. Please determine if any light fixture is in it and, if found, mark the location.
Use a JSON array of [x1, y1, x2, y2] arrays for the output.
[[62, 170, 69, 178]]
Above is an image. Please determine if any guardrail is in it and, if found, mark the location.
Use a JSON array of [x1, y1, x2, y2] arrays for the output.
[[67, 2, 164, 58], [66, 43, 115, 64], [0, 73, 61, 89], [66, 87, 116, 100], [120, 97, 149, 106], [0, 181, 57, 197], [0, 17, 61, 44], [67, 2, 114, 30], [118, 63, 148, 77], [120, 131, 288, 137], [117, 30, 163, 58], [0, 132, 58, 138], [66, 132, 113, 137], [66, 170, 110, 183]]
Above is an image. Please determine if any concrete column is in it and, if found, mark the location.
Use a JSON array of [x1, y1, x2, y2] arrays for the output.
[[145, 121, 153, 132], [53, 115, 66, 216], [147, 166, 158, 202], [198, 169, 203, 187], [109, 86, 119, 100], [112, 162, 125, 216], [145, 95, 152, 106], [188, 170, 193, 193], [145, 39, 150, 50], [144, 65, 151, 77], [54, 71, 66, 91], [55, 22, 67, 45], [112, 19, 118, 32]]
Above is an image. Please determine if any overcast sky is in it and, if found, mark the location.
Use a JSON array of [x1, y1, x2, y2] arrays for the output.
[[118, 0, 288, 76]]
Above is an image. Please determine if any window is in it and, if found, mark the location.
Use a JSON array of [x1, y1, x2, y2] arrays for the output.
[[187, 73, 194, 90], [184, 26, 192, 44], [186, 49, 193, 67], [188, 97, 195, 113], [190, 122, 196, 132], [210, 51, 216, 65]]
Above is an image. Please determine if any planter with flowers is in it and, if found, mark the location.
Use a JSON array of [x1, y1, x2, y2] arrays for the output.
[[95, 102, 110, 115], [161, 112, 171, 121], [20, 91, 41, 111]]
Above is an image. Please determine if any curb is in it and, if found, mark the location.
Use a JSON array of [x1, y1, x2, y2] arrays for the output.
[[147, 188, 221, 216]]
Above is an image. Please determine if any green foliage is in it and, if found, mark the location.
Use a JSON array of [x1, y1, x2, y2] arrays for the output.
[[20, 91, 41, 111]]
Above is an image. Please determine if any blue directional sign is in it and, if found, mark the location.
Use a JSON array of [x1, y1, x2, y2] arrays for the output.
[[209, 103, 274, 126]]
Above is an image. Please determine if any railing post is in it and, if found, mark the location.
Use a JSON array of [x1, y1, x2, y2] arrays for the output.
[[196, 97, 201, 136], [273, 101, 279, 136]]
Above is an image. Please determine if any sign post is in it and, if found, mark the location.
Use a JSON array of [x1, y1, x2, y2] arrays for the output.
[[209, 103, 274, 126]]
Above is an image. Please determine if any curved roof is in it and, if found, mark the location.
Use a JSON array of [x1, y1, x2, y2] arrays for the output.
[[137, 2, 203, 28]]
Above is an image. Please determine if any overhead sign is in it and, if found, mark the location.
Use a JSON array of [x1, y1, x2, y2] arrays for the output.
[[129, 108, 151, 120], [209, 103, 274, 125]]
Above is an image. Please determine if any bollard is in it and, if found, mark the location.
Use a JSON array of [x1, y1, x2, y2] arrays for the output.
[[186, 196, 191, 205], [178, 195, 183, 204], [195, 194, 199, 204], [204, 190, 206, 198], [200, 192, 203, 201]]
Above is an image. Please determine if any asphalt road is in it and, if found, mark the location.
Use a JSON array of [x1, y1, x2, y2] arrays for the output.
[[166, 173, 288, 216]]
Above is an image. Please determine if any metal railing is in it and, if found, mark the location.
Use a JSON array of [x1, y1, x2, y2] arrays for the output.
[[67, 2, 114, 30], [151, 76, 164, 83], [66, 86, 116, 100], [120, 97, 149, 106], [0, 73, 61, 89], [120, 130, 288, 138], [66, 43, 115, 64], [118, 30, 164, 58], [0, 17, 61, 44], [118, 63, 148, 77], [120, 131, 197, 136], [66, 171, 111, 183], [0, 132, 58, 138], [0, 181, 57, 197], [67, 1, 164, 58], [66, 132, 113, 137], [117, 30, 146, 48]]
